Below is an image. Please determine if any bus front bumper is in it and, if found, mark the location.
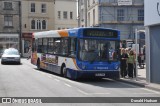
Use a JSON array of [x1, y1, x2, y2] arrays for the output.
[[67, 69, 120, 80]]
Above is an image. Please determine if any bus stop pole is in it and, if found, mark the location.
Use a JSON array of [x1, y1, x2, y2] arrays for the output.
[[135, 29, 138, 81]]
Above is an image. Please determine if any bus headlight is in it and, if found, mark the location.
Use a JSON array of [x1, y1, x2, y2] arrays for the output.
[[82, 64, 86, 69], [114, 65, 119, 70]]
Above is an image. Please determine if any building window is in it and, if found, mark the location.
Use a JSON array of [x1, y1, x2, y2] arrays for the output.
[[4, 16, 13, 27], [31, 19, 47, 30], [93, 0, 95, 4], [42, 20, 46, 29], [117, 9, 124, 21], [88, 0, 90, 7], [88, 12, 90, 26], [31, 3, 35, 12], [63, 11, 67, 19], [81, 0, 84, 5], [41, 4, 46, 13], [70, 12, 73, 19], [58, 11, 61, 19], [31, 20, 35, 29], [37, 20, 41, 30], [138, 9, 144, 21], [4, 2, 12, 10], [93, 9, 95, 25]]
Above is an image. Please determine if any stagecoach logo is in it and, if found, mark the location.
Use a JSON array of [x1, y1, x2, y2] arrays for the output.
[[157, 1, 160, 16]]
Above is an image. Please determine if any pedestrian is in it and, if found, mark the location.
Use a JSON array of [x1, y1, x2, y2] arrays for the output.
[[127, 50, 135, 78], [27, 46, 31, 60], [143, 45, 146, 62], [120, 48, 128, 78]]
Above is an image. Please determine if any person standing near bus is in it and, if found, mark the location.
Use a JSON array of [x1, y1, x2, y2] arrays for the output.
[[127, 50, 135, 78], [27, 46, 31, 60], [120, 48, 128, 78]]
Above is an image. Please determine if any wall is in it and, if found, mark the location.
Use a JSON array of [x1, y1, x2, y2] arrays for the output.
[[54, 0, 78, 29], [145, 0, 160, 26], [149, 25, 160, 83], [21, 0, 55, 32], [0, 1, 20, 33]]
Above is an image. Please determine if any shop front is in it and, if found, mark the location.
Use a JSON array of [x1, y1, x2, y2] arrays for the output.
[[0, 33, 19, 54], [22, 33, 32, 57]]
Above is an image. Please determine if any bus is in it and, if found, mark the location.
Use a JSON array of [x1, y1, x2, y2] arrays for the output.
[[31, 27, 120, 80]]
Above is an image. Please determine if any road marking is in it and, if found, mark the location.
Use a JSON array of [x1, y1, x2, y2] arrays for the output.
[[77, 89, 88, 95], [118, 81, 160, 94], [140, 88, 160, 94], [64, 83, 72, 88], [122, 93, 158, 95], [47, 76, 52, 78], [41, 72, 46, 75], [89, 93, 110, 95], [54, 79, 60, 82]]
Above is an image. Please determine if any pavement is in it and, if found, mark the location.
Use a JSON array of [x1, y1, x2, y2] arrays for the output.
[[118, 65, 160, 92]]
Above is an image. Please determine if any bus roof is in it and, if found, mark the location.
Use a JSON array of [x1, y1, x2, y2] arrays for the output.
[[32, 27, 120, 39]]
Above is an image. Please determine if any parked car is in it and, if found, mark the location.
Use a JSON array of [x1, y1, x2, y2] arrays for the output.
[[0, 49, 4, 58], [1, 48, 21, 64]]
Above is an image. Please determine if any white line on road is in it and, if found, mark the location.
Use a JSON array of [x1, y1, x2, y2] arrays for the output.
[[89, 93, 110, 95], [54, 79, 60, 82], [140, 88, 160, 94], [64, 83, 72, 88], [77, 89, 88, 95], [47, 76, 52, 78], [118, 81, 160, 94]]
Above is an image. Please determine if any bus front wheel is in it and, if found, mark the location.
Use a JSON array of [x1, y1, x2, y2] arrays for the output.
[[37, 59, 41, 70], [62, 67, 67, 78]]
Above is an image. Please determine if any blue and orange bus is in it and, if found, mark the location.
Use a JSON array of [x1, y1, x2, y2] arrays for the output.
[[31, 27, 120, 79]]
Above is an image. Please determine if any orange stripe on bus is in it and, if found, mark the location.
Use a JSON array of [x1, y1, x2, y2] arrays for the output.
[[58, 30, 69, 37], [72, 59, 80, 70]]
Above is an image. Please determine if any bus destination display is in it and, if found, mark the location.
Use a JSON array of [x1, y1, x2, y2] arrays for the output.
[[83, 29, 118, 38]]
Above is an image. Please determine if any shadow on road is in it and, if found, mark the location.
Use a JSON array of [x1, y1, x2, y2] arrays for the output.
[[33, 68, 143, 89], [1, 63, 22, 65]]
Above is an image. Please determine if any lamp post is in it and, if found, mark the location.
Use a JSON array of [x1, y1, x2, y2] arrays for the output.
[[18, 1, 22, 55], [135, 29, 145, 81], [135, 29, 138, 81]]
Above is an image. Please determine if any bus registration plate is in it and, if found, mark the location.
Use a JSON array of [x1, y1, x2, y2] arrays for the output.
[[95, 73, 105, 77]]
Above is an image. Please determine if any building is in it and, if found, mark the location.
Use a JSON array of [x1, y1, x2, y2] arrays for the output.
[[78, 0, 144, 40], [78, 0, 87, 27], [21, 0, 55, 57], [0, 0, 20, 53], [54, 0, 78, 30], [145, 0, 160, 84], [21, 0, 77, 57], [0, 0, 78, 57]]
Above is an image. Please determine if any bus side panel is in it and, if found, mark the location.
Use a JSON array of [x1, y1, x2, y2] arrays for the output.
[[31, 52, 38, 65], [58, 57, 80, 79]]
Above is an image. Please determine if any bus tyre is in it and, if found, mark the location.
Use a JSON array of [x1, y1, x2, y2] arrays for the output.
[[1, 61, 4, 64], [37, 59, 41, 70], [62, 67, 67, 78]]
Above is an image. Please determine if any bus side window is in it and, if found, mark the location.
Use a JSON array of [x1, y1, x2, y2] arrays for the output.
[[48, 38, 54, 54], [61, 38, 69, 55], [69, 38, 76, 57], [42, 38, 48, 53], [53, 38, 61, 54], [37, 38, 42, 53]]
